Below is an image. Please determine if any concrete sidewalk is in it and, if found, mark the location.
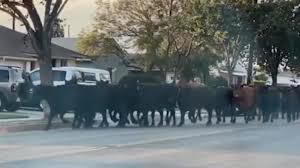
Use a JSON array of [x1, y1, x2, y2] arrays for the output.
[[0, 110, 73, 134]]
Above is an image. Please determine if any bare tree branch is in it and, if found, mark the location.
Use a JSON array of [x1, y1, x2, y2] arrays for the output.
[[44, 0, 53, 25]]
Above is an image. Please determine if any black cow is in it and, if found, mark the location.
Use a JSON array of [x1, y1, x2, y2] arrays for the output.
[[40, 84, 78, 130], [215, 87, 234, 124], [256, 86, 281, 123], [111, 82, 140, 127], [136, 84, 178, 127], [178, 86, 215, 126], [72, 82, 112, 129], [283, 86, 300, 123]]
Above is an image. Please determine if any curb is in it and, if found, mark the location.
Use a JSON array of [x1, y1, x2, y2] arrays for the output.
[[0, 120, 72, 135]]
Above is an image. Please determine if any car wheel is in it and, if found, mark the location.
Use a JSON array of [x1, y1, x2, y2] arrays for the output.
[[40, 99, 51, 119], [6, 103, 20, 112], [0, 94, 7, 112]]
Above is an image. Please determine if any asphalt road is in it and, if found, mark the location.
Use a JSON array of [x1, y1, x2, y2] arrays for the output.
[[0, 119, 300, 168]]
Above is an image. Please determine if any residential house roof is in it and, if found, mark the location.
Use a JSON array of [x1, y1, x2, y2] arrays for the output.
[[52, 37, 143, 70], [0, 25, 85, 60]]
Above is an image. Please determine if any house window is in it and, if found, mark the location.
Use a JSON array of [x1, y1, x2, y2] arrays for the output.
[[30, 61, 36, 70], [237, 76, 243, 84], [52, 59, 57, 67], [61, 60, 67, 67]]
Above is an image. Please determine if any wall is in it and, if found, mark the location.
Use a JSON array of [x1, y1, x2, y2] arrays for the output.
[[67, 59, 76, 66], [0, 58, 27, 70]]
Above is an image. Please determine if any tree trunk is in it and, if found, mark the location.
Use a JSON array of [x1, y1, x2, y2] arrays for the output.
[[271, 72, 278, 87], [203, 71, 209, 85], [173, 68, 178, 84], [247, 43, 254, 85], [228, 70, 233, 87], [38, 50, 53, 86]]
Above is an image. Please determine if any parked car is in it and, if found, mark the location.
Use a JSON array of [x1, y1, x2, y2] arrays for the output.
[[29, 67, 111, 86], [23, 67, 111, 109], [0, 66, 25, 112], [70, 67, 111, 85]]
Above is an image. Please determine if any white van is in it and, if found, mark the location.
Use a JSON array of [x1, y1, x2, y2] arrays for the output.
[[69, 67, 111, 85], [30, 67, 111, 86]]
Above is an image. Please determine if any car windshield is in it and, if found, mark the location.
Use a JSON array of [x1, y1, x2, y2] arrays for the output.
[[0, 70, 9, 82]]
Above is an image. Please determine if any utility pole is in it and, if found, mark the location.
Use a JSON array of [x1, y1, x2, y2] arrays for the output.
[[12, 14, 15, 30], [12, 0, 15, 30], [68, 25, 70, 38]]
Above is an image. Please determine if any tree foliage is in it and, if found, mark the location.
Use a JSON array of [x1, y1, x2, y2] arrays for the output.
[[254, 1, 300, 86], [52, 18, 65, 38], [79, 0, 300, 86], [190, 0, 252, 86]]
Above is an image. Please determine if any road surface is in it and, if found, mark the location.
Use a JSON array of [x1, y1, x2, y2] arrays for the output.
[[0, 120, 300, 168]]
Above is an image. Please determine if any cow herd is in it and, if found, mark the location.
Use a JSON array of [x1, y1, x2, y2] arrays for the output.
[[36, 81, 300, 130]]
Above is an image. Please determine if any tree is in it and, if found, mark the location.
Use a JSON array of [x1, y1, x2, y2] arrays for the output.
[[77, 29, 143, 71], [191, 0, 250, 86], [0, 0, 69, 85], [190, 47, 220, 85], [255, 1, 296, 86], [91, 0, 195, 79], [52, 18, 65, 38]]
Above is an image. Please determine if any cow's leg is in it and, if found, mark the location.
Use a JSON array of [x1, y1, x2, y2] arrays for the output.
[[292, 111, 296, 122], [257, 108, 262, 122], [144, 111, 149, 127], [59, 112, 69, 124], [117, 105, 127, 128], [188, 110, 197, 124], [171, 109, 176, 127], [151, 110, 155, 127], [206, 107, 213, 126], [281, 110, 285, 119], [178, 110, 186, 127], [287, 109, 291, 123], [222, 106, 227, 123], [197, 109, 202, 121], [102, 110, 109, 127], [84, 111, 95, 128], [243, 109, 249, 124], [129, 110, 138, 125], [45, 112, 56, 131], [109, 110, 118, 123], [72, 112, 82, 129], [158, 109, 164, 127], [125, 113, 131, 125], [215, 107, 221, 124], [165, 110, 171, 126], [139, 110, 149, 127], [230, 105, 236, 124]]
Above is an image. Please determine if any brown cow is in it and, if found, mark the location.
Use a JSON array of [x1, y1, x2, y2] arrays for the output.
[[233, 85, 257, 123]]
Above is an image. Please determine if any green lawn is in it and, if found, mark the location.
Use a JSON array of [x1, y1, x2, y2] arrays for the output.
[[0, 113, 29, 120]]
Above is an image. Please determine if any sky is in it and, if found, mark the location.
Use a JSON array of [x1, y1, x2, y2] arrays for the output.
[[0, 0, 99, 37]]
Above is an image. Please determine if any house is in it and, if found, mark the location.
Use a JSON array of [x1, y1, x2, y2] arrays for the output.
[[52, 37, 143, 83], [266, 71, 300, 87], [218, 62, 300, 86], [0, 26, 85, 72], [218, 64, 248, 86]]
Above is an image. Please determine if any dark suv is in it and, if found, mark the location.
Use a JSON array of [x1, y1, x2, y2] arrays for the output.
[[0, 66, 24, 111]]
